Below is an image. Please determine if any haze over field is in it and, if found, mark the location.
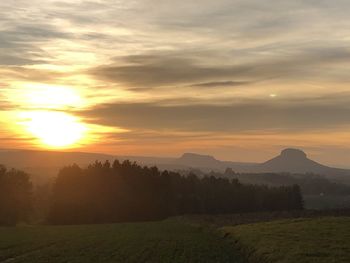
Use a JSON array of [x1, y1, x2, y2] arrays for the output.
[[1, 1, 350, 167]]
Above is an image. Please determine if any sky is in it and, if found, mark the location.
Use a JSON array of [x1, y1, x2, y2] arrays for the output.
[[1, 0, 350, 166]]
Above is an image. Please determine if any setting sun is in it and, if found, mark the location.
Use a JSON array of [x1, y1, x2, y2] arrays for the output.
[[19, 111, 87, 148]]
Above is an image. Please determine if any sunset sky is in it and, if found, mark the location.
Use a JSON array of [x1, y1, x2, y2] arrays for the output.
[[1, 0, 350, 166]]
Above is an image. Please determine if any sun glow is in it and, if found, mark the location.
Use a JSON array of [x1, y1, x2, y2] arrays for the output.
[[20, 111, 87, 148], [6, 82, 86, 110], [22, 84, 83, 109]]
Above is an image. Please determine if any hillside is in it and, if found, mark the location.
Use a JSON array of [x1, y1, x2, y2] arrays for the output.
[[223, 217, 350, 263], [0, 148, 349, 184], [254, 148, 350, 184], [257, 148, 347, 174]]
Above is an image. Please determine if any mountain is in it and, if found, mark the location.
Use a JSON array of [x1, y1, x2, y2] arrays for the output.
[[175, 153, 256, 171], [176, 153, 221, 168], [251, 148, 350, 184], [262, 148, 350, 175], [258, 148, 330, 174], [0, 148, 349, 184]]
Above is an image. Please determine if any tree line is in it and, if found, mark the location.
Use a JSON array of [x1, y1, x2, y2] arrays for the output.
[[0, 165, 32, 225], [0, 160, 304, 225], [48, 160, 303, 224], [221, 169, 350, 196]]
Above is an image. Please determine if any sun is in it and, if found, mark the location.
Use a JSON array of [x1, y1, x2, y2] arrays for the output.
[[20, 111, 87, 148]]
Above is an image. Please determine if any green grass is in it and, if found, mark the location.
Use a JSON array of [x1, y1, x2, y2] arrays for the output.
[[2, 216, 349, 263], [223, 217, 350, 263], [0, 221, 243, 263]]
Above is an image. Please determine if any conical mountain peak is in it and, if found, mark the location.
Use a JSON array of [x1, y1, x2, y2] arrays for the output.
[[280, 148, 307, 160]]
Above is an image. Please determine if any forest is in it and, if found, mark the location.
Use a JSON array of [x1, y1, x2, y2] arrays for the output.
[[48, 160, 303, 224], [0, 160, 303, 225], [0, 165, 32, 225]]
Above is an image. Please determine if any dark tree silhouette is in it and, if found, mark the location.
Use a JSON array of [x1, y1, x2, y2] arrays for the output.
[[0, 165, 32, 225], [222, 169, 350, 196], [49, 160, 304, 224]]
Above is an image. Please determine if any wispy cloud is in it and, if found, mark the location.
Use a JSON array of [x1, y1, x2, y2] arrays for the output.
[[78, 95, 350, 133], [1, 0, 350, 163], [89, 47, 350, 90]]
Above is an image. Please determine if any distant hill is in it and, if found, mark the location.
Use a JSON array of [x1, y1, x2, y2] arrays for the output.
[[0, 149, 114, 168], [171, 150, 350, 182], [252, 149, 350, 183], [177, 153, 222, 168], [0, 148, 349, 184], [173, 153, 256, 171], [0, 149, 116, 184], [258, 148, 332, 173]]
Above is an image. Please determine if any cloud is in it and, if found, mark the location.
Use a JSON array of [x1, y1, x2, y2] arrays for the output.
[[78, 96, 350, 133], [89, 46, 350, 89], [0, 55, 45, 66], [0, 67, 69, 83], [191, 81, 251, 88], [0, 21, 74, 65], [89, 54, 246, 88], [0, 101, 15, 111], [1, 0, 350, 164]]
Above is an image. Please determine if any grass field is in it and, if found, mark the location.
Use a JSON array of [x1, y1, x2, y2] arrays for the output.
[[2, 216, 350, 263], [174, 210, 350, 227], [0, 221, 243, 263], [223, 217, 350, 263]]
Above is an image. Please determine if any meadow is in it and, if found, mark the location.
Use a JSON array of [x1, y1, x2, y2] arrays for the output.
[[223, 217, 350, 263], [2, 215, 350, 262], [0, 221, 243, 263]]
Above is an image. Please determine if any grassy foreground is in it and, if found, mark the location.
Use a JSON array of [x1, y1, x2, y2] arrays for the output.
[[223, 217, 350, 263], [0, 221, 243, 263]]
